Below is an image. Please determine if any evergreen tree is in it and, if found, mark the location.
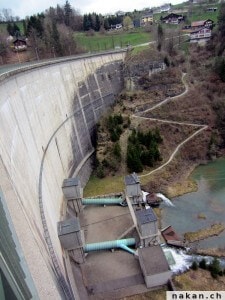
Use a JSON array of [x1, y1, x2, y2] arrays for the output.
[[199, 258, 207, 270], [191, 261, 198, 270], [127, 143, 143, 172], [27, 14, 45, 38], [23, 19, 27, 36], [95, 14, 101, 31], [7, 22, 21, 37], [64, 0, 72, 26], [209, 257, 221, 278], [113, 142, 121, 160], [13, 23, 20, 37], [87, 14, 93, 30], [6, 23, 13, 36], [157, 24, 164, 52]]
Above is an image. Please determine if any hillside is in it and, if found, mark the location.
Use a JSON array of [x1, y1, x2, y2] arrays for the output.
[[85, 41, 225, 197]]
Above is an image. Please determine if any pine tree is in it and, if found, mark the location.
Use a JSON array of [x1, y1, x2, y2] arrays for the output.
[[127, 144, 143, 172], [95, 14, 101, 31], [64, 0, 72, 26]]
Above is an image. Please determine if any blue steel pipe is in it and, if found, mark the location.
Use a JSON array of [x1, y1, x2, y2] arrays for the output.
[[82, 197, 123, 205], [119, 244, 136, 255], [84, 238, 136, 253]]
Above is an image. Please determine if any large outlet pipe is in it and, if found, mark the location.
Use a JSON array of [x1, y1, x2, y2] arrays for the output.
[[82, 197, 123, 205], [84, 238, 136, 254]]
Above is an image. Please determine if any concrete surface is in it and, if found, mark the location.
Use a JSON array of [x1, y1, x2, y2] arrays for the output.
[[0, 51, 125, 299], [74, 205, 150, 299]]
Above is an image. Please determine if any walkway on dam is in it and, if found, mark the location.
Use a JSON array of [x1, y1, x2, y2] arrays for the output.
[[0, 49, 127, 79]]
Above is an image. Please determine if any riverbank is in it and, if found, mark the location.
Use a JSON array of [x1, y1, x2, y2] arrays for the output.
[[184, 223, 225, 243], [174, 269, 225, 291], [195, 248, 225, 258]]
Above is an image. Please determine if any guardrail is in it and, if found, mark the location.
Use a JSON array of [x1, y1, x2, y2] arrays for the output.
[[0, 49, 127, 82]]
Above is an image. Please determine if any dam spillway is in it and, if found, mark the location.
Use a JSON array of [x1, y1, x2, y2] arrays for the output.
[[0, 51, 125, 299]]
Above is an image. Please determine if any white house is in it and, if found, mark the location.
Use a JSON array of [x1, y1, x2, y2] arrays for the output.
[[190, 27, 211, 40]]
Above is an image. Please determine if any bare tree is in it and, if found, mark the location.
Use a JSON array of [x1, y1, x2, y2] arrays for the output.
[[2, 8, 13, 22], [0, 30, 9, 64]]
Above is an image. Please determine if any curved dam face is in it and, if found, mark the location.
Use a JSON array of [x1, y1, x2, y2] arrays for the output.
[[0, 52, 125, 299]]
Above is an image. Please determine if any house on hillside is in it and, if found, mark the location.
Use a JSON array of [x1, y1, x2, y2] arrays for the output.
[[110, 23, 123, 30], [160, 4, 171, 13], [153, 4, 171, 14], [192, 0, 205, 3], [206, 7, 217, 12], [191, 19, 214, 30], [190, 27, 212, 42], [140, 13, 153, 26], [161, 13, 185, 24], [13, 38, 27, 51]]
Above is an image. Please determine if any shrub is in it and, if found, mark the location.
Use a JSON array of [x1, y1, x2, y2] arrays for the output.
[[209, 258, 222, 279], [126, 128, 162, 172], [214, 57, 225, 82], [113, 142, 121, 160], [164, 56, 170, 67], [96, 164, 105, 178], [199, 258, 207, 270], [191, 261, 198, 270], [85, 29, 95, 36]]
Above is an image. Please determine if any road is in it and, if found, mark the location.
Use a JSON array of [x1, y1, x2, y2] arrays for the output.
[[132, 73, 208, 178]]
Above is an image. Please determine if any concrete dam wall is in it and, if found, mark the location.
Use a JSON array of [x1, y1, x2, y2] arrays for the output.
[[0, 52, 125, 299]]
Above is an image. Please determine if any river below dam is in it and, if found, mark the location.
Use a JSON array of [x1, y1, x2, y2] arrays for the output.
[[161, 157, 225, 250]]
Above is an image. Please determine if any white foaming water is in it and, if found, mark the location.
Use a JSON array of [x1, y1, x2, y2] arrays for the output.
[[163, 247, 192, 274], [162, 246, 225, 274], [142, 191, 149, 202], [156, 193, 175, 207]]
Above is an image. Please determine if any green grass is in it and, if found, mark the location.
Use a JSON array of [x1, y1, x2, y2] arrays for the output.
[[188, 9, 219, 23], [83, 175, 124, 197], [75, 29, 152, 52], [154, 2, 219, 27], [130, 44, 151, 55], [0, 21, 24, 35]]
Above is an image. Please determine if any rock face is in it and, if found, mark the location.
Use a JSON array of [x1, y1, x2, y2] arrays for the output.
[[123, 60, 166, 91], [0, 52, 125, 298]]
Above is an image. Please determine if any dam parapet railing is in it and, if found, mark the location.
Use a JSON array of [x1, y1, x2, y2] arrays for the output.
[[0, 48, 127, 82]]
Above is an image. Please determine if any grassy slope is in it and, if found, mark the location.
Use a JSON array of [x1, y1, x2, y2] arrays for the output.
[[0, 21, 24, 34], [77, 3, 219, 53], [75, 29, 152, 52]]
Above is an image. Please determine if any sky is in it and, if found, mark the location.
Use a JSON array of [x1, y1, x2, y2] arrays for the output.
[[0, 0, 182, 19]]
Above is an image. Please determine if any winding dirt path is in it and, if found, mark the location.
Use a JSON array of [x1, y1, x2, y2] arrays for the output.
[[132, 72, 208, 178]]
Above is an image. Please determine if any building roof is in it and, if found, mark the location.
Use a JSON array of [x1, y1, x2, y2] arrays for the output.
[[162, 13, 183, 20], [141, 13, 153, 18], [62, 178, 80, 188], [138, 245, 170, 275], [191, 19, 213, 27], [13, 38, 27, 44], [57, 217, 80, 236], [191, 20, 206, 27], [125, 173, 140, 185], [135, 207, 157, 224], [161, 225, 180, 242]]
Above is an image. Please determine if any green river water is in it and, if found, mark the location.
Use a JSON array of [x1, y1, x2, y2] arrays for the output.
[[162, 157, 225, 250]]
